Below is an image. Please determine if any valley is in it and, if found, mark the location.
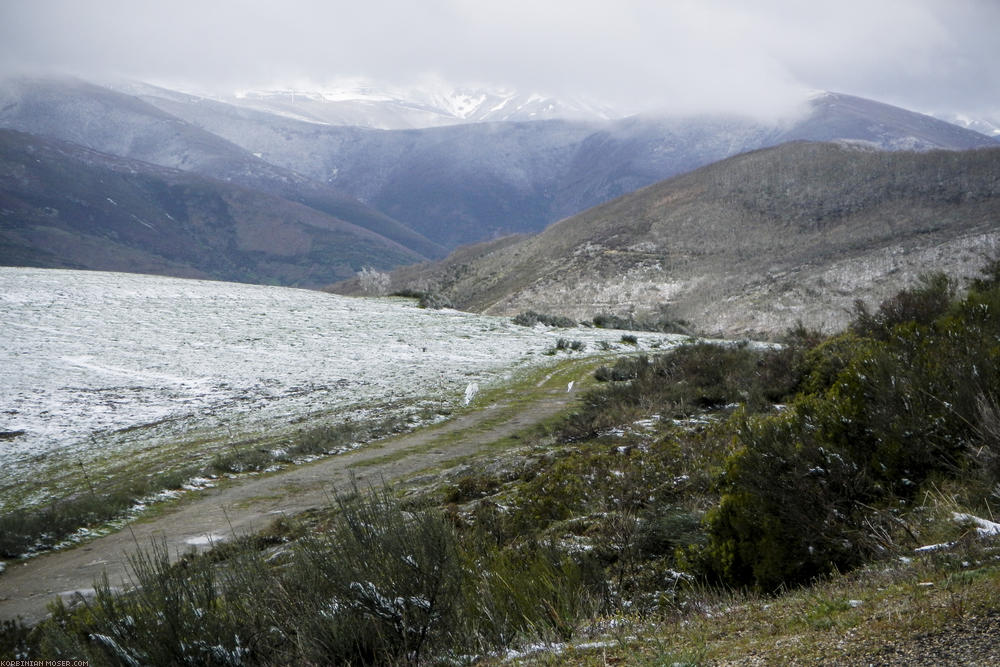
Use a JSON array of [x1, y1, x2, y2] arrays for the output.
[[1, 73, 1000, 664]]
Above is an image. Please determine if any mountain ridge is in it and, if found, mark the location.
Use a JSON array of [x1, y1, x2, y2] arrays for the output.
[[358, 142, 1000, 335], [132, 84, 994, 248]]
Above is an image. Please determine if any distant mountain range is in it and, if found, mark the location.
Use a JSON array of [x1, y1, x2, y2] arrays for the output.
[[933, 112, 1000, 139], [126, 85, 996, 247], [361, 142, 1000, 336], [0, 75, 997, 287]]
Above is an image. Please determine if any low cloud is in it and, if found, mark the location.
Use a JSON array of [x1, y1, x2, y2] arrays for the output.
[[1, 0, 997, 118]]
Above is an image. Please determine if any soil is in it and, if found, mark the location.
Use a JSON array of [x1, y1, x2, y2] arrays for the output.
[[0, 385, 579, 626]]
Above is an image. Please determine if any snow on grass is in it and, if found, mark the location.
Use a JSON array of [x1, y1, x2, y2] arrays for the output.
[[0, 268, 689, 502], [953, 513, 1000, 538]]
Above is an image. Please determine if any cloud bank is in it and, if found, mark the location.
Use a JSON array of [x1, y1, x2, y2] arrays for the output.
[[1, 0, 997, 117]]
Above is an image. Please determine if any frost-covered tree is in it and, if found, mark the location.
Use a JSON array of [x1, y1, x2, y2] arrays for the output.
[[358, 266, 391, 295]]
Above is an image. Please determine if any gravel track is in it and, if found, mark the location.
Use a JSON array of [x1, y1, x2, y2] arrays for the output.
[[0, 385, 579, 626]]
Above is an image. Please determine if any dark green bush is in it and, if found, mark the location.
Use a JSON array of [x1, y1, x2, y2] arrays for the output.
[[390, 288, 452, 309], [565, 344, 804, 442], [593, 309, 689, 334], [554, 338, 585, 352], [851, 272, 954, 341], [594, 356, 641, 382], [704, 406, 875, 591], [31, 484, 606, 664], [288, 487, 466, 664], [38, 539, 267, 665], [0, 618, 31, 660]]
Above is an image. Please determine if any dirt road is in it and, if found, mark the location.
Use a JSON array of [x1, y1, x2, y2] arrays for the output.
[[0, 384, 580, 625]]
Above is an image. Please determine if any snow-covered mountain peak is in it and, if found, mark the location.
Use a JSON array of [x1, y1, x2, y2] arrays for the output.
[[932, 111, 1000, 139], [216, 76, 625, 129]]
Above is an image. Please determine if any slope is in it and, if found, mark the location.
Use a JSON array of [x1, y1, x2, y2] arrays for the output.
[[0, 77, 444, 260], [0, 130, 424, 285], [377, 142, 1000, 335]]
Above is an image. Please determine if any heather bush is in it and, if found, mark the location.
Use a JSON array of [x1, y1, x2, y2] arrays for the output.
[[566, 343, 804, 442], [850, 272, 954, 341]]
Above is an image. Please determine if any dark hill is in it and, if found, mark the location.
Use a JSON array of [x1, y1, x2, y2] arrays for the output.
[[0, 130, 424, 285]]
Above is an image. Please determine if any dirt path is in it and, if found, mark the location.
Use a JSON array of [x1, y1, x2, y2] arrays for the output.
[[0, 384, 580, 625]]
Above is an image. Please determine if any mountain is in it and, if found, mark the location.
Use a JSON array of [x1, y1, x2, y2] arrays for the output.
[[934, 112, 1000, 140], [133, 86, 997, 249], [3, 77, 996, 284], [0, 129, 424, 285], [0, 77, 444, 259], [118, 78, 622, 130], [363, 142, 1000, 336]]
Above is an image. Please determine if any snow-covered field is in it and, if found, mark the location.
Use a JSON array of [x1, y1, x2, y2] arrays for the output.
[[0, 268, 685, 499]]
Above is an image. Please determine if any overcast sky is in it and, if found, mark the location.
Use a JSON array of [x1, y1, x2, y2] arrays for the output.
[[1, 0, 997, 118]]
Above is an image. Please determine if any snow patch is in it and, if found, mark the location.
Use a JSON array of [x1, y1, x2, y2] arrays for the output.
[[184, 533, 227, 547], [953, 512, 1000, 537]]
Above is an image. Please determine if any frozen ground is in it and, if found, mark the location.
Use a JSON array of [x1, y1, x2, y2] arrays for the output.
[[0, 268, 686, 503]]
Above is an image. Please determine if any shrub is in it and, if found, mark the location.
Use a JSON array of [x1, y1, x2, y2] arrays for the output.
[[513, 311, 577, 328], [703, 268, 1000, 591], [418, 291, 451, 310], [358, 266, 391, 296], [567, 343, 805, 442], [390, 288, 452, 309], [289, 486, 466, 664], [593, 313, 634, 330], [36, 538, 267, 665], [0, 618, 31, 660], [594, 357, 641, 382], [703, 406, 876, 591], [593, 309, 689, 334], [554, 338, 585, 352], [850, 272, 954, 341]]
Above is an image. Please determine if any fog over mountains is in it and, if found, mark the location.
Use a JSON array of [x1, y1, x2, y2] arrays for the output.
[[183, 78, 623, 129], [0, 129, 426, 284], [123, 83, 996, 249], [0, 75, 997, 295]]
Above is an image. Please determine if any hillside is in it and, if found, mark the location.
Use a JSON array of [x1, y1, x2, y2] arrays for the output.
[[0, 130, 424, 285], [0, 77, 444, 260], [6, 267, 1000, 663], [370, 142, 1000, 335]]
